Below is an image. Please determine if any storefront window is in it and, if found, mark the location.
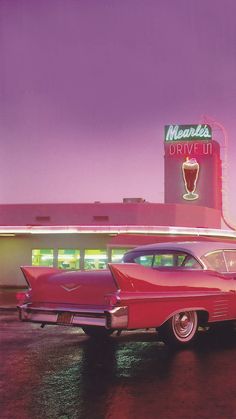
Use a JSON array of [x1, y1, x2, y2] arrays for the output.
[[32, 249, 54, 267], [84, 249, 107, 270], [111, 248, 132, 262], [58, 249, 80, 270]]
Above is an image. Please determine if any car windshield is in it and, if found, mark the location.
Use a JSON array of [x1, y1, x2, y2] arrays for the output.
[[123, 251, 202, 269]]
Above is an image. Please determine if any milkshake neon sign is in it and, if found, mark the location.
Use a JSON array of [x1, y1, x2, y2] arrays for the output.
[[165, 124, 212, 142], [182, 158, 200, 201]]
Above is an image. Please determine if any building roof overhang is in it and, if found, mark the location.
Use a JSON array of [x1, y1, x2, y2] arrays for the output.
[[0, 224, 235, 240]]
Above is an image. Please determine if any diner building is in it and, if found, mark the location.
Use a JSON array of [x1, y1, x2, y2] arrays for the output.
[[0, 199, 235, 287], [1, 124, 235, 287]]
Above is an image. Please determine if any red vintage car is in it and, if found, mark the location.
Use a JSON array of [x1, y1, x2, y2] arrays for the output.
[[17, 241, 236, 346]]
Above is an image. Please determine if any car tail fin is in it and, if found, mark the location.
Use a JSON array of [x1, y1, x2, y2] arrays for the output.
[[108, 263, 155, 291], [21, 266, 60, 288]]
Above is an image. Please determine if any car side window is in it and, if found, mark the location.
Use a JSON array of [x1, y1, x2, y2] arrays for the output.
[[203, 251, 227, 272], [223, 250, 236, 273]]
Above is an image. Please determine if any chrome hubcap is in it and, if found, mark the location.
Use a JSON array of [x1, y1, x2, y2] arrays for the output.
[[173, 312, 196, 339]]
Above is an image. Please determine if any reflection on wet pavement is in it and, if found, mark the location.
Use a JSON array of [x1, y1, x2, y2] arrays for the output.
[[1, 313, 236, 419]]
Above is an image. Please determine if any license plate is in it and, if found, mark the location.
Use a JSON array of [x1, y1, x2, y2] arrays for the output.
[[57, 312, 73, 324]]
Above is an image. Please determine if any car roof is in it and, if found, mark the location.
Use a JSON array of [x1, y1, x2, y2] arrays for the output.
[[125, 241, 236, 260]]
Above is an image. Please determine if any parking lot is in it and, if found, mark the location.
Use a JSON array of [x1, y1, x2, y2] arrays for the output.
[[0, 311, 236, 419]]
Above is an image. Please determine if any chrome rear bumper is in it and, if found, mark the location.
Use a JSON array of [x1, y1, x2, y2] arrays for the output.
[[18, 304, 128, 329]]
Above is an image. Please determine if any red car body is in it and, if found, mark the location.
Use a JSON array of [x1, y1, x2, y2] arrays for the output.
[[17, 241, 236, 346]]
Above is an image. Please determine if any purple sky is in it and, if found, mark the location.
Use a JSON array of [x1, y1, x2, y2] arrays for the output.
[[0, 0, 236, 224]]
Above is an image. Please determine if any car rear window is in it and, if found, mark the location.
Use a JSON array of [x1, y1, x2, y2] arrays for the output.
[[153, 254, 181, 267], [153, 253, 201, 269], [124, 251, 202, 269], [133, 254, 154, 267]]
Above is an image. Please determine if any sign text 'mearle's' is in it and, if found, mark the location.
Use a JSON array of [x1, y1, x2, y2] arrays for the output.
[[165, 124, 212, 142]]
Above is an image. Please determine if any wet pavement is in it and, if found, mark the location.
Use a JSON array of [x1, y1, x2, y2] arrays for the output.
[[0, 288, 23, 310], [0, 312, 236, 419]]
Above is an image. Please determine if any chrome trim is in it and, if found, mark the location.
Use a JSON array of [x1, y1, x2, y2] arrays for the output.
[[18, 304, 106, 326], [212, 300, 229, 319], [20, 304, 106, 314], [105, 306, 128, 329], [18, 304, 128, 329], [159, 306, 207, 327], [117, 290, 229, 302], [60, 285, 82, 292], [73, 316, 106, 326], [27, 312, 58, 323]]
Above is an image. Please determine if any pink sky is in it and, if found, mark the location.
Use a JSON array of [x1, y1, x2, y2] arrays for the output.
[[0, 0, 236, 225]]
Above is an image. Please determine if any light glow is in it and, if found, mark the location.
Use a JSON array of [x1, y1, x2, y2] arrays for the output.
[[0, 225, 235, 238]]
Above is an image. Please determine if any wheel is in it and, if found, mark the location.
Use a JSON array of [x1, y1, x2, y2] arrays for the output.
[[158, 311, 198, 347], [81, 326, 114, 338]]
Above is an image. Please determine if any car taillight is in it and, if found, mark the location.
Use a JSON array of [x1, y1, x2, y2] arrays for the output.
[[104, 294, 120, 306], [16, 291, 31, 305]]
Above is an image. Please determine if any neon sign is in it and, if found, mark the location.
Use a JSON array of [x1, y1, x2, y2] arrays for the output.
[[167, 141, 213, 156], [165, 124, 212, 142], [182, 158, 200, 201]]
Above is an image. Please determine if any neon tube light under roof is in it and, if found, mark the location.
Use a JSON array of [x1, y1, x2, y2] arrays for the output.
[[0, 225, 235, 238]]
